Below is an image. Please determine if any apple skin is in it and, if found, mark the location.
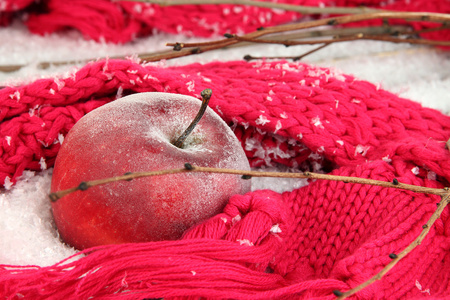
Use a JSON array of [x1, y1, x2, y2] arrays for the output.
[[50, 92, 251, 250]]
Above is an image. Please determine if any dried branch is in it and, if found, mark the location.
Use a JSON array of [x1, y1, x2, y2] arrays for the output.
[[126, 0, 384, 15], [0, 25, 410, 73], [335, 190, 450, 299], [227, 33, 450, 47], [49, 163, 448, 202], [244, 43, 332, 62], [48, 162, 450, 299], [167, 12, 450, 51], [1, 12, 448, 74]]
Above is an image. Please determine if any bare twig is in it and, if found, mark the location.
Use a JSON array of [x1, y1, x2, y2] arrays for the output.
[[1, 13, 448, 73], [231, 33, 450, 47], [48, 162, 450, 299], [48, 167, 189, 202], [335, 190, 450, 299], [126, 0, 384, 15], [244, 43, 331, 61], [0, 25, 410, 73], [167, 12, 450, 51], [49, 163, 448, 202]]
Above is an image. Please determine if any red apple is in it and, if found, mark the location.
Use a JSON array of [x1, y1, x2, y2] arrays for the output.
[[50, 91, 251, 250]]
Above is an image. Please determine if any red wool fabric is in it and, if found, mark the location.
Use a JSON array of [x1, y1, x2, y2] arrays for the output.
[[0, 59, 450, 299], [0, 0, 449, 44]]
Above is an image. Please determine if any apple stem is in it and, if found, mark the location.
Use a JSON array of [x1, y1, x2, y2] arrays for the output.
[[173, 89, 212, 148]]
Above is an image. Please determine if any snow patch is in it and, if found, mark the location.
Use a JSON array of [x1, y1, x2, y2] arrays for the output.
[[270, 224, 282, 234], [255, 115, 270, 126], [355, 145, 370, 156], [237, 239, 254, 246], [4, 176, 13, 190], [382, 155, 392, 163], [39, 157, 47, 170], [311, 116, 324, 129]]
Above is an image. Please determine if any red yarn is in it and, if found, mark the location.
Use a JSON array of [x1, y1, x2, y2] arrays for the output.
[[26, 0, 142, 44], [0, 59, 449, 298], [0, 0, 34, 12], [333, 0, 450, 48], [1, 0, 449, 44], [0, 0, 34, 27]]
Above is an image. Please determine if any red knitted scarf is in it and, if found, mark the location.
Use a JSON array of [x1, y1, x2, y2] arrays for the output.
[[1, 59, 449, 299], [0, 0, 449, 43]]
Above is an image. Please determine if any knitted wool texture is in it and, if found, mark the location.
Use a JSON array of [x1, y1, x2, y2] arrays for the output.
[[0, 59, 449, 299], [0, 0, 449, 43]]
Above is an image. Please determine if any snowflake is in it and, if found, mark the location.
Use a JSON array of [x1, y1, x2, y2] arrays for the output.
[[4, 176, 13, 190], [311, 116, 324, 129], [270, 224, 282, 234], [39, 157, 47, 170], [382, 155, 392, 163], [237, 239, 254, 246], [186, 81, 195, 92], [411, 166, 420, 175], [415, 280, 431, 295], [355, 145, 370, 156], [255, 115, 270, 125]]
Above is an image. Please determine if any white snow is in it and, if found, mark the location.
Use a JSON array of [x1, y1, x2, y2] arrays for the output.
[[0, 17, 449, 266], [311, 116, 324, 128], [0, 170, 77, 266], [270, 224, 282, 234], [355, 144, 370, 157]]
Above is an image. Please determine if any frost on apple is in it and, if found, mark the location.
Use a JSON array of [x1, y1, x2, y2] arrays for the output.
[[50, 92, 251, 250]]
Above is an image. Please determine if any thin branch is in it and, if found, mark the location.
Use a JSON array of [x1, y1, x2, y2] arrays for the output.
[[335, 190, 450, 299], [126, 0, 384, 15], [232, 33, 450, 47], [49, 164, 448, 202], [234, 23, 450, 47], [233, 24, 412, 45], [167, 12, 450, 51], [1, 13, 448, 73], [48, 167, 190, 202], [139, 13, 450, 61], [244, 43, 331, 61], [48, 162, 450, 299], [0, 25, 410, 73]]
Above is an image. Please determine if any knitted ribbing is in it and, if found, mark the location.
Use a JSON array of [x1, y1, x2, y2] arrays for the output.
[[1, 59, 450, 187], [0, 59, 449, 299], [0, 0, 449, 43]]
